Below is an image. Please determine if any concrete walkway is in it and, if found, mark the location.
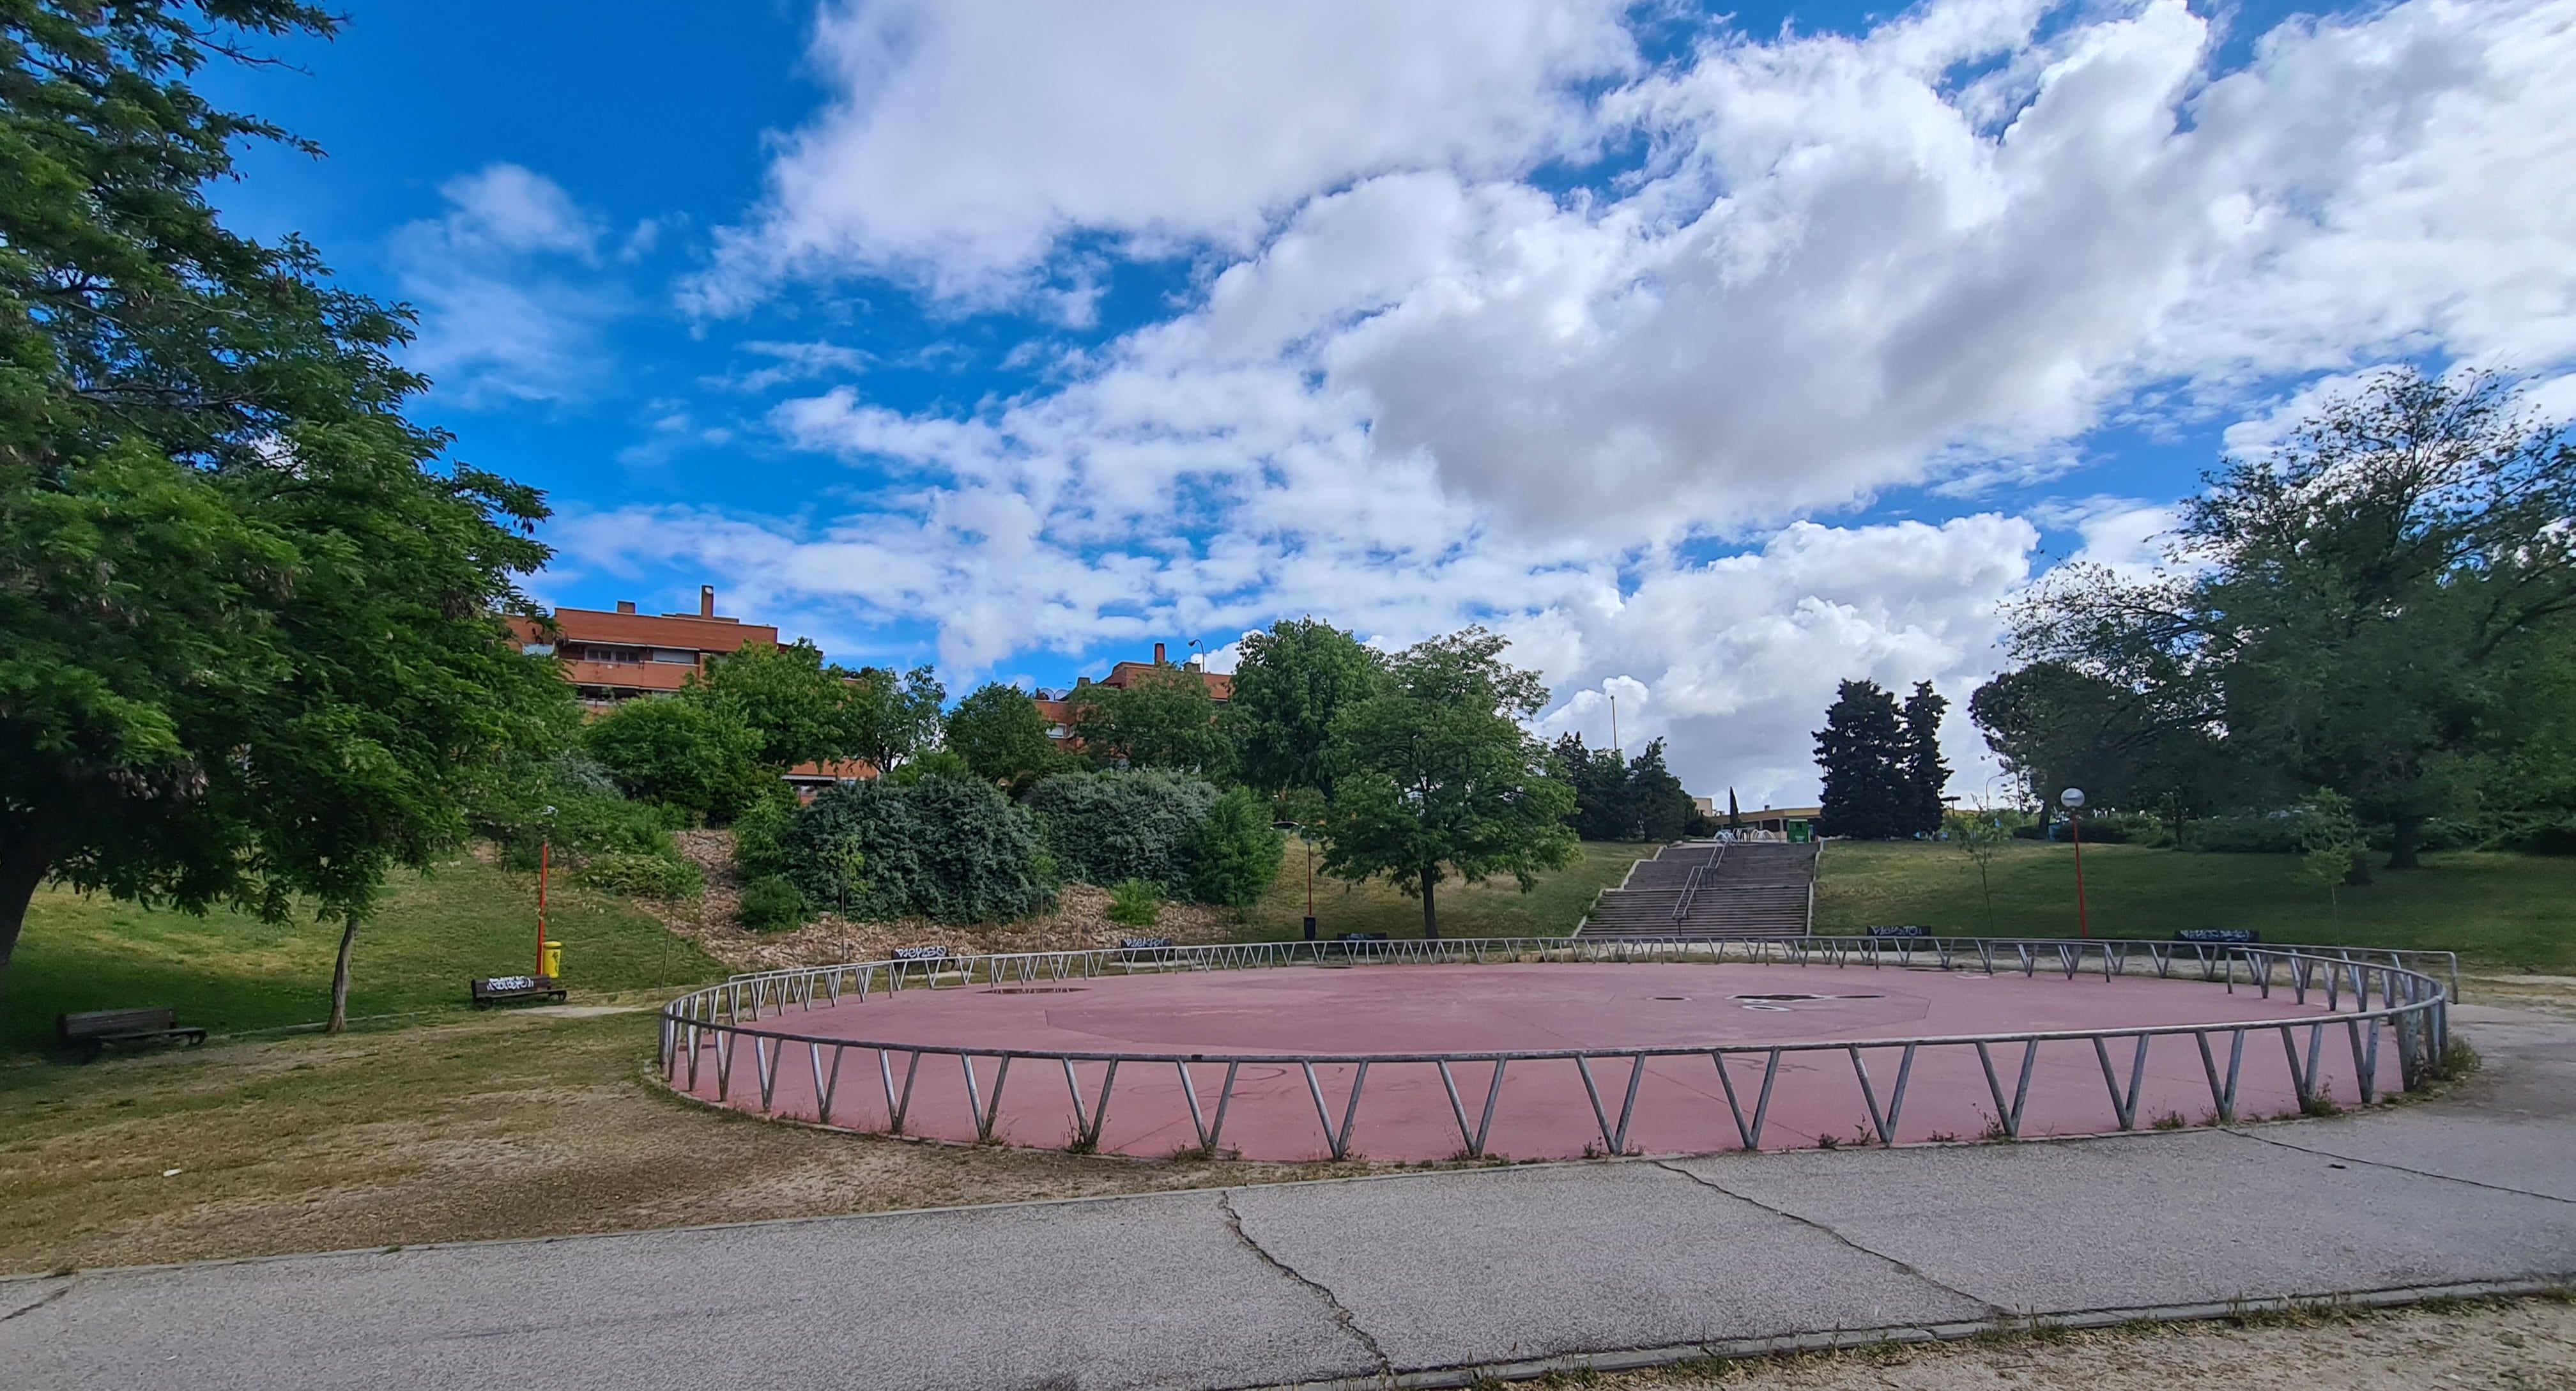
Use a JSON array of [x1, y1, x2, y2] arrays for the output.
[[7, 1003, 2572, 1391]]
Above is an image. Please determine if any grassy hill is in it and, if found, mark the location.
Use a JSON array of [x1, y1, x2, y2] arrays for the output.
[[1234, 840, 1657, 942], [1816, 840, 2576, 972], [1, 855, 723, 1052]]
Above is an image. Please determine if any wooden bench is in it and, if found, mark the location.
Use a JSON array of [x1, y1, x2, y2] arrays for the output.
[[891, 946, 970, 989], [57, 1008, 206, 1057], [469, 975, 568, 1008], [2177, 928, 2259, 944]]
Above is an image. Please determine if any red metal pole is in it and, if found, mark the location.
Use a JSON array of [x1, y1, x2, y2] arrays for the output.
[[538, 838, 550, 976], [2069, 816, 2089, 939]]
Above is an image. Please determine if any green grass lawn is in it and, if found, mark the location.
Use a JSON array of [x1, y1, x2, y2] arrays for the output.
[[1817, 840, 2576, 971], [1232, 839, 1657, 941], [1, 854, 724, 1052]]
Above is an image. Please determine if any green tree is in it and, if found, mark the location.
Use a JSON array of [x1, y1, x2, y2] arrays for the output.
[[2297, 790, 2368, 909], [1075, 664, 1230, 774], [1318, 627, 1577, 938], [845, 664, 946, 775], [1554, 734, 1637, 840], [693, 639, 865, 769], [2009, 369, 2576, 867], [0, 1, 566, 1028], [581, 698, 766, 820], [1226, 619, 1383, 795], [1627, 739, 1695, 842], [1949, 808, 2012, 931], [1899, 682, 1952, 836], [1814, 680, 1910, 839], [1183, 785, 1287, 910], [1968, 661, 2239, 836], [944, 681, 1070, 792]]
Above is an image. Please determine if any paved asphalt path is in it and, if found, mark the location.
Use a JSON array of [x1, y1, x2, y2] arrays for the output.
[[8, 1003, 2573, 1391]]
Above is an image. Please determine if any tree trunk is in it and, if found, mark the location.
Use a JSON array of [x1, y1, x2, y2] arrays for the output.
[[0, 831, 54, 1031], [1420, 873, 1439, 940], [328, 914, 361, 1034], [2387, 815, 2423, 871]]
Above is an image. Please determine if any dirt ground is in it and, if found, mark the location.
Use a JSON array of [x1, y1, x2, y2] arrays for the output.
[[0, 1007, 1394, 1275], [1605, 1297, 2576, 1390]]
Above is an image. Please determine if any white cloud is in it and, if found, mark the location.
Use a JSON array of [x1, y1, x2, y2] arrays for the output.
[[569, 0, 2576, 798], [685, 0, 1637, 309], [394, 164, 619, 405]]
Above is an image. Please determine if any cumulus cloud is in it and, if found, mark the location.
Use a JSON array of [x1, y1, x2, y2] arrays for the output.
[[393, 164, 618, 404], [684, 0, 1637, 309], [566, 0, 2576, 799]]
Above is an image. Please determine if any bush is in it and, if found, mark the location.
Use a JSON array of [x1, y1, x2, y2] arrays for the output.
[[2182, 813, 2310, 854], [1183, 786, 1286, 909], [576, 850, 705, 900], [1023, 769, 1220, 889], [737, 875, 806, 932], [730, 792, 797, 881], [2011, 814, 2138, 844], [783, 777, 1054, 924], [1106, 879, 1163, 927]]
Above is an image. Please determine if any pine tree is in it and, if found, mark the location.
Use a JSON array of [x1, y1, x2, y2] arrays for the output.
[[1899, 682, 1952, 835], [1815, 680, 1910, 839]]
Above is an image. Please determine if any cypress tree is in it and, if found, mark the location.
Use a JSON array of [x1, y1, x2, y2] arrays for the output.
[[1900, 681, 1952, 835]]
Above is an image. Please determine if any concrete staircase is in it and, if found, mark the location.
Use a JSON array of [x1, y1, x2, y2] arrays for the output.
[[1575, 840, 1818, 940]]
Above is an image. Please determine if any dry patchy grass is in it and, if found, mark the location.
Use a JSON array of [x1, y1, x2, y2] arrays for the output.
[[0, 1007, 1404, 1275]]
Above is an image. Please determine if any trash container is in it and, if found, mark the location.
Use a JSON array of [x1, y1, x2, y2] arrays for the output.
[[541, 939, 563, 979]]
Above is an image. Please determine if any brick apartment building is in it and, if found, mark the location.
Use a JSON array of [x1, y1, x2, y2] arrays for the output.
[[507, 585, 777, 706]]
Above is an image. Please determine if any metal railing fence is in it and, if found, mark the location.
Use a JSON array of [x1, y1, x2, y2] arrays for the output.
[[659, 935, 2454, 1161]]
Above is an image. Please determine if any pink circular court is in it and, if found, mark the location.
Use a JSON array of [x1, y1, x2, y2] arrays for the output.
[[664, 953, 2437, 1162]]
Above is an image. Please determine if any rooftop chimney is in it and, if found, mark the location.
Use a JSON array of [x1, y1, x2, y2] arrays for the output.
[[615, 601, 637, 615], [1154, 642, 1167, 664], [700, 585, 716, 619]]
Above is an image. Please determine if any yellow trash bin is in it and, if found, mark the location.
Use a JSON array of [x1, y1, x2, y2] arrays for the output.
[[541, 940, 563, 980]]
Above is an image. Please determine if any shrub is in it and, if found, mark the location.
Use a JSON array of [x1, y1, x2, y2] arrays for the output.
[[1023, 769, 1220, 889], [1183, 787, 1286, 909], [737, 874, 806, 932], [1107, 879, 1163, 927], [576, 850, 705, 900], [2182, 813, 2311, 854], [784, 777, 1054, 923], [730, 792, 797, 881]]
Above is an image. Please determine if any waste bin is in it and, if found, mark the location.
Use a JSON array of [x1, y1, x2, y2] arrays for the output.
[[541, 939, 563, 979]]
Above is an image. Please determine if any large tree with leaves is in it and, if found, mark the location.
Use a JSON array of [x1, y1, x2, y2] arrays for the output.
[[1318, 628, 1576, 937], [1225, 617, 1383, 796], [943, 681, 1070, 794], [2007, 369, 2576, 868], [1074, 663, 1230, 774], [0, 1, 565, 1026]]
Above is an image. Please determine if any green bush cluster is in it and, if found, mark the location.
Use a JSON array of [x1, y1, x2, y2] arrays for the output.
[[574, 850, 705, 900], [1106, 879, 1162, 927], [1024, 770, 1219, 888], [736, 875, 806, 932], [782, 776, 1054, 924]]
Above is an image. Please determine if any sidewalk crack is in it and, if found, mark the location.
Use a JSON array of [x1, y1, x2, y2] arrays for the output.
[[1650, 1160, 2005, 1316], [2220, 1127, 2576, 1205], [1218, 1190, 1393, 1377], [0, 1280, 72, 1323]]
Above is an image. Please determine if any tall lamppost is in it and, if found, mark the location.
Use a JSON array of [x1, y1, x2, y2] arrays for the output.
[[1273, 819, 1317, 941], [2060, 787, 2089, 939], [537, 804, 556, 978]]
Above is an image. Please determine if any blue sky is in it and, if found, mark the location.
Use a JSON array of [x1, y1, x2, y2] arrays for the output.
[[196, 0, 2576, 805]]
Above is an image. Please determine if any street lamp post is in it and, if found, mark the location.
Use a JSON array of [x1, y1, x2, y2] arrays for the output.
[[1274, 819, 1317, 941], [2060, 787, 2089, 939]]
